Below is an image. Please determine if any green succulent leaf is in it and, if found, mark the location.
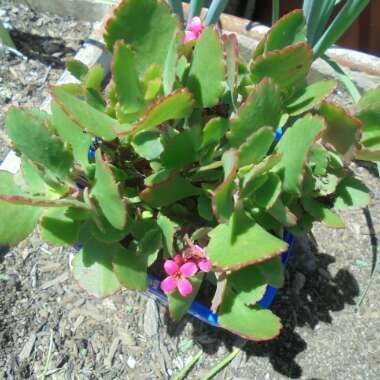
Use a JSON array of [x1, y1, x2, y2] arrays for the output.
[[269, 199, 298, 227], [116, 89, 194, 137], [201, 117, 229, 149], [241, 154, 283, 198], [84, 64, 104, 92], [19, 157, 47, 193], [132, 130, 164, 160], [285, 80, 337, 115], [256, 256, 284, 288], [163, 33, 177, 95], [0, 193, 91, 211], [72, 237, 122, 297], [207, 207, 288, 271], [138, 228, 162, 266], [66, 58, 88, 81], [197, 194, 214, 221], [230, 265, 267, 305], [253, 172, 282, 210], [104, 0, 180, 76], [255, 9, 306, 59], [302, 197, 345, 228], [41, 207, 81, 245], [334, 175, 370, 210], [0, 170, 41, 246], [358, 86, 380, 111], [238, 126, 275, 167], [51, 101, 92, 174], [168, 273, 204, 321], [187, 27, 225, 108], [51, 86, 120, 141], [274, 114, 326, 196], [157, 212, 178, 257], [90, 215, 129, 243], [228, 79, 281, 147], [6, 108, 73, 181], [309, 145, 329, 176], [91, 150, 127, 230], [161, 126, 202, 169], [356, 101, 380, 155], [218, 287, 282, 341], [319, 101, 362, 161], [112, 244, 149, 291], [250, 43, 312, 92], [112, 41, 145, 114], [140, 175, 201, 207], [212, 149, 239, 222]]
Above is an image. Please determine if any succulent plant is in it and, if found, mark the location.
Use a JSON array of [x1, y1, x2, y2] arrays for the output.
[[0, 0, 375, 340]]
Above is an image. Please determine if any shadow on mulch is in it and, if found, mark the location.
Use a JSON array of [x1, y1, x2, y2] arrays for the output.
[[164, 232, 361, 379], [0, 246, 9, 264], [10, 30, 76, 69]]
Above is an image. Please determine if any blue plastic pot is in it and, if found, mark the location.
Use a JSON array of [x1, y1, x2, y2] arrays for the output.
[[145, 230, 294, 328]]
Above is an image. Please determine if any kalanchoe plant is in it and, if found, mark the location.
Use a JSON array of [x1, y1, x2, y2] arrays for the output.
[[0, 0, 376, 340]]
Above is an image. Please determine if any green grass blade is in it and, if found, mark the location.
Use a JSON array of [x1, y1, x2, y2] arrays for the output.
[[313, 0, 369, 59], [172, 350, 203, 380], [272, 0, 280, 25], [303, 0, 336, 47], [188, 0, 205, 22], [200, 341, 246, 380], [168, 0, 184, 23], [356, 247, 379, 311], [322, 54, 361, 103], [204, 0, 229, 25], [0, 22, 15, 48]]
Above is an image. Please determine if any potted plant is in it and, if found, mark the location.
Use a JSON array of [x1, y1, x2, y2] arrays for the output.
[[0, 0, 377, 341]]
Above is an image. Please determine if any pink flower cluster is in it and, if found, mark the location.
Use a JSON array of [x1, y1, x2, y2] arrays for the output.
[[160, 245, 212, 297], [184, 17, 205, 44]]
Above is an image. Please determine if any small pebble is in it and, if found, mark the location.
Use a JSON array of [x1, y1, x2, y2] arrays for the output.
[[127, 356, 136, 369]]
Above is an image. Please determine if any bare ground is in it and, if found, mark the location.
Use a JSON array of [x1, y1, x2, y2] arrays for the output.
[[1, 1, 380, 379]]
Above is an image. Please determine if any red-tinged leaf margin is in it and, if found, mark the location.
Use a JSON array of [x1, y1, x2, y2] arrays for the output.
[[252, 9, 305, 59], [320, 101, 363, 162], [250, 42, 313, 89], [50, 85, 118, 141], [212, 149, 239, 222], [103, 0, 181, 50], [215, 244, 287, 272], [114, 88, 194, 136], [0, 194, 91, 210], [218, 288, 283, 341]]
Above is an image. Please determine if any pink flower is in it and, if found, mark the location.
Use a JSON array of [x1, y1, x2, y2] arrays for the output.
[[183, 245, 212, 273], [184, 30, 198, 44], [184, 17, 205, 44], [160, 260, 198, 297], [188, 17, 204, 35]]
